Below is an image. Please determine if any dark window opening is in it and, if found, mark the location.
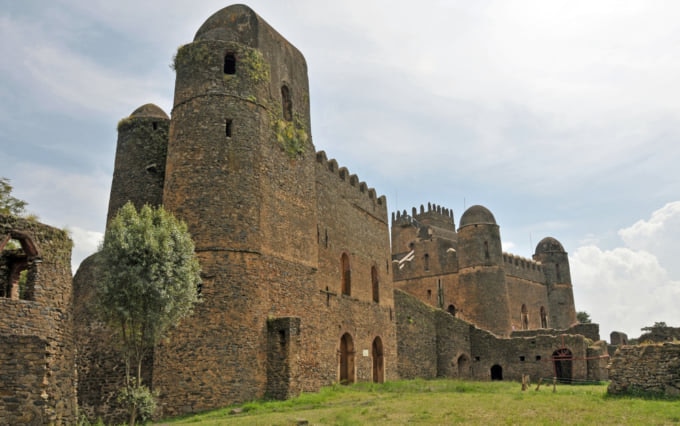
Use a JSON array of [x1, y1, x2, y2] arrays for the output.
[[341, 253, 351, 296], [447, 304, 456, 316], [427, 289, 432, 299], [536, 355, 542, 361], [424, 253, 430, 271], [519, 356, 525, 362], [197, 282, 202, 296], [281, 85, 293, 122], [152, 122, 158, 130], [371, 265, 379, 303], [226, 119, 233, 138], [540, 306, 548, 328], [521, 304, 529, 330], [555, 263, 562, 282], [475, 356, 481, 361], [278, 329, 286, 346], [224, 52, 236, 74], [1, 234, 39, 301], [484, 241, 490, 259]]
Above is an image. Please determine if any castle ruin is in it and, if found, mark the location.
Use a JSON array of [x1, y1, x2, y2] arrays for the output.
[[1, 4, 615, 424]]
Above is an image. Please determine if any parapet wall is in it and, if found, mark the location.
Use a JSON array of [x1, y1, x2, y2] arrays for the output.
[[608, 342, 680, 397], [315, 151, 387, 221], [502, 252, 544, 282]]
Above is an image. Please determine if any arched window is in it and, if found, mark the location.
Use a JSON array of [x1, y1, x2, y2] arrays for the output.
[[1, 232, 39, 300], [521, 304, 529, 330], [540, 306, 548, 328], [447, 304, 457, 316], [341, 253, 351, 296], [224, 52, 236, 74], [484, 241, 490, 260], [281, 85, 293, 122], [371, 265, 379, 303]]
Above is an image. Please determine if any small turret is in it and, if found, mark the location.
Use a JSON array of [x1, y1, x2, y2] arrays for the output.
[[106, 103, 169, 226], [533, 237, 576, 328]]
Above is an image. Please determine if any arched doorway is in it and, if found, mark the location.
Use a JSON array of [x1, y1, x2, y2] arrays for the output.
[[447, 304, 456, 316], [372, 337, 384, 383], [339, 333, 355, 384], [457, 354, 470, 378], [491, 364, 503, 380], [552, 348, 573, 382]]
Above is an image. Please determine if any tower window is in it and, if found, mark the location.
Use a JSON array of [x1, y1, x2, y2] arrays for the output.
[[226, 119, 233, 138], [224, 53, 236, 74], [281, 85, 293, 122]]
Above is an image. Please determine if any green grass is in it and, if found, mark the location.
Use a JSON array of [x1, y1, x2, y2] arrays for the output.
[[157, 379, 680, 425]]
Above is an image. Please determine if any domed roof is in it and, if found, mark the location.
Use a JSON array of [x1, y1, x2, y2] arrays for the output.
[[535, 237, 565, 254], [129, 104, 169, 120], [459, 205, 496, 228], [194, 4, 259, 43]]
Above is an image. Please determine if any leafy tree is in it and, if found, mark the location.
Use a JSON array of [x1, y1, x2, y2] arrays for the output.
[[96, 202, 201, 425], [576, 311, 592, 324], [641, 321, 668, 331], [0, 177, 27, 216]]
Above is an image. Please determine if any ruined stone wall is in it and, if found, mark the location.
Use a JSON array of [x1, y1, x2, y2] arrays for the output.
[[0, 215, 76, 425], [469, 328, 591, 382], [394, 289, 439, 379], [608, 342, 680, 397]]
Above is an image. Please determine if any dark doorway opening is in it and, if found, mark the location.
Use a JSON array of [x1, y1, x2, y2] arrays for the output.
[[490, 364, 503, 380]]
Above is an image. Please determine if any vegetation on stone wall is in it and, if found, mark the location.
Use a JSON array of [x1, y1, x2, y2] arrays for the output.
[[239, 48, 270, 84], [273, 117, 308, 158], [95, 202, 201, 425]]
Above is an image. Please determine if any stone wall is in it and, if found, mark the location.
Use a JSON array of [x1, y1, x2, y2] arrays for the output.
[[0, 215, 76, 425], [608, 342, 680, 397]]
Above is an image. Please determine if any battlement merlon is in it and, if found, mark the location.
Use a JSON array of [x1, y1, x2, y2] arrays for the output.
[[391, 202, 455, 230], [315, 150, 387, 213]]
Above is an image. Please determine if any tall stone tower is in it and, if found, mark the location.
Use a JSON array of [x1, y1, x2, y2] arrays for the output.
[[155, 4, 318, 414], [533, 237, 576, 329], [456, 205, 511, 336], [106, 104, 169, 225]]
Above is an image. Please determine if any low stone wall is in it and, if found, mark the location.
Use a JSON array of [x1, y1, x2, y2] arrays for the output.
[[608, 342, 680, 397]]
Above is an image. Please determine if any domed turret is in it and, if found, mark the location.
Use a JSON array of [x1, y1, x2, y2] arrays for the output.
[[459, 205, 496, 228], [533, 236, 576, 328], [456, 205, 510, 336], [106, 103, 169, 226]]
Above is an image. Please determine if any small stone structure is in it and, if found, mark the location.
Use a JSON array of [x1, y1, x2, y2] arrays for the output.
[[0, 215, 76, 425], [608, 342, 680, 397]]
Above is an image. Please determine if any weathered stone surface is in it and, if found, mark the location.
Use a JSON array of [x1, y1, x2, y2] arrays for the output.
[[608, 342, 680, 396]]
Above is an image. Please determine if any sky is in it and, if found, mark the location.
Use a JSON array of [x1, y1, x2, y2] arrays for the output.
[[1, 0, 678, 340]]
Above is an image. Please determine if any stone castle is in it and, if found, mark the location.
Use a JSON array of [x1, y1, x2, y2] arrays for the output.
[[1, 4, 613, 424]]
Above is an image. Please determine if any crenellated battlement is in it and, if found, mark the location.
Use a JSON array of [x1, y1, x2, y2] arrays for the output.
[[391, 202, 455, 230], [502, 252, 542, 272], [315, 151, 386, 206]]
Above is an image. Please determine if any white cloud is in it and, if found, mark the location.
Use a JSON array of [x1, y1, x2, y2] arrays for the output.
[[571, 202, 680, 339], [68, 226, 103, 272]]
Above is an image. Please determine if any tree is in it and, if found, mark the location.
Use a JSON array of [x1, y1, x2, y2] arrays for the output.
[[0, 177, 27, 216], [96, 202, 201, 425], [641, 321, 668, 331], [576, 311, 592, 324]]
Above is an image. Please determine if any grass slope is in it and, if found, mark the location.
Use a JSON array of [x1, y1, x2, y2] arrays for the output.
[[158, 379, 680, 425]]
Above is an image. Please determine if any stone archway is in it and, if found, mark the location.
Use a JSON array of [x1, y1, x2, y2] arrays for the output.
[[372, 336, 384, 383], [552, 348, 573, 382], [339, 333, 355, 384], [491, 364, 503, 380]]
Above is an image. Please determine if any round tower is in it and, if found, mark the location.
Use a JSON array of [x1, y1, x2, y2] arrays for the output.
[[533, 237, 576, 328], [456, 205, 511, 336], [106, 103, 169, 226], [157, 5, 318, 415]]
